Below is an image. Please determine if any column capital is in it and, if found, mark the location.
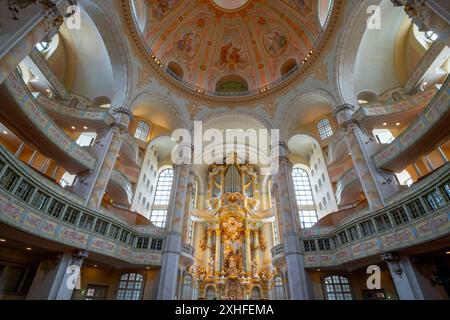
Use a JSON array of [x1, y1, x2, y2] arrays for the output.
[[71, 249, 88, 266], [113, 107, 133, 126], [333, 103, 356, 125]]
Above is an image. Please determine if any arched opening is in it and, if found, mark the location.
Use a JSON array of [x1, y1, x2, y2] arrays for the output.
[[318, 0, 333, 27], [280, 58, 297, 76], [205, 286, 217, 300], [357, 91, 379, 104], [215, 75, 249, 93], [92, 96, 111, 109], [150, 168, 174, 228], [167, 61, 184, 79]]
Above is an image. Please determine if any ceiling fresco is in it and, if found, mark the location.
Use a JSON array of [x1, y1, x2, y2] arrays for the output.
[[134, 0, 329, 92]]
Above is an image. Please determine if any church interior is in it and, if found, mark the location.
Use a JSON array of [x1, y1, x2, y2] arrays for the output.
[[0, 0, 449, 300]]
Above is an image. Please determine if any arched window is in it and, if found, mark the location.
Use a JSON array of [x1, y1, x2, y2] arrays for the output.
[[317, 118, 333, 140], [135, 121, 150, 142], [206, 286, 216, 300], [150, 168, 174, 227], [251, 287, 261, 300], [292, 168, 318, 228], [182, 274, 193, 300], [273, 276, 286, 300], [116, 273, 144, 300], [323, 275, 352, 300]]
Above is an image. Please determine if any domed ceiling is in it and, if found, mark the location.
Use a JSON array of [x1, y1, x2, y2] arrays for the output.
[[130, 0, 334, 95]]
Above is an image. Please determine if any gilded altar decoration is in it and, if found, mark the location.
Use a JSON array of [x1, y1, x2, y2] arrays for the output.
[[191, 154, 277, 300]]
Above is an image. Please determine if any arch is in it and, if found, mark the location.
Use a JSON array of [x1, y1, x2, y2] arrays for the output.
[[316, 118, 334, 140], [215, 74, 249, 93], [130, 92, 186, 132], [318, 0, 333, 27], [357, 91, 379, 104], [292, 167, 318, 228], [92, 96, 111, 108], [78, 0, 132, 108], [280, 58, 297, 76], [150, 167, 174, 228], [279, 89, 337, 142], [335, 0, 406, 103], [205, 286, 217, 300], [168, 61, 184, 79]]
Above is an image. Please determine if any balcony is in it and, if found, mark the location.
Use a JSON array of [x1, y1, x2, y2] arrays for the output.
[[0, 72, 96, 173], [299, 163, 450, 268], [37, 94, 114, 130], [180, 243, 195, 266], [0, 145, 165, 266], [109, 169, 134, 206], [372, 76, 450, 172], [120, 132, 141, 167], [271, 243, 285, 266], [335, 167, 360, 206]]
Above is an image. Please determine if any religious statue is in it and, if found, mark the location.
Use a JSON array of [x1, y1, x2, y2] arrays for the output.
[[251, 257, 259, 278], [207, 256, 215, 276], [227, 256, 239, 277]]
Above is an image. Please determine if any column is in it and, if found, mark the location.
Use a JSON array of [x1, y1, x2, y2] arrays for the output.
[[28, 150, 38, 165], [424, 155, 435, 171], [245, 229, 251, 274], [157, 161, 192, 300], [205, 227, 213, 275], [51, 164, 60, 179], [272, 142, 312, 300], [413, 163, 422, 177], [214, 228, 221, 275], [26, 250, 88, 300], [15, 142, 25, 158], [72, 108, 132, 210], [437, 146, 448, 162], [333, 104, 400, 210], [0, 1, 74, 84], [254, 229, 260, 266], [381, 253, 425, 300]]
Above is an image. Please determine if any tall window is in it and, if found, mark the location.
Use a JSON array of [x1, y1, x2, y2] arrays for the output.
[[134, 121, 150, 142], [323, 275, 352, 300], [116, 273, 144, 300], [317, 118, 333, 140], [292, 168, 318, 228], [182, 274, 193, 300], [150, 168, 174, 227], [273, 276, 286, 300]]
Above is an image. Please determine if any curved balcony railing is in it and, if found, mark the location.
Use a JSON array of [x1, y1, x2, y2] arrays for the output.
[[121, 132, 141, 167], [271, 243, 285, 263], [37, 94, 114, 125], [28, 49, 92, 108], [327, 131, 347, 165], [372, 75, 450, 172], [181, 243, 195, 256], [110, 169, 134, 205], [353, 87, 437, 122], [0, 145, 165, 266], [0, 72, 96, 173], [335, 167, 359, 205], [298, 163, 449, 268]]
